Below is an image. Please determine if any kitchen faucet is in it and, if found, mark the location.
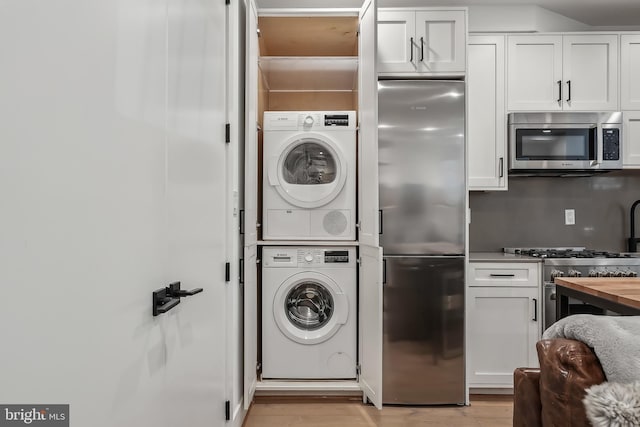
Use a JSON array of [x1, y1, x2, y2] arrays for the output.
[[629, 200, 640, 252]]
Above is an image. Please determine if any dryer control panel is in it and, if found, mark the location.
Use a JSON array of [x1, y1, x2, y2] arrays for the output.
[[324, 114, 350, 127]]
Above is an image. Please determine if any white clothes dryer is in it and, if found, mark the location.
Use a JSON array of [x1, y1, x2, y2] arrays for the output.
[[261, 246, 357, 379], [262, 111, 356, 240]]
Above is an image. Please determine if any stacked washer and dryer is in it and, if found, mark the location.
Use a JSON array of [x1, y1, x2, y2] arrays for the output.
[[261, 111, 358, 380]]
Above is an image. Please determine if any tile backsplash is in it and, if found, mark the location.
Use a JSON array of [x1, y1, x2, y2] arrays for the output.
[[469, 171, 640, 252]]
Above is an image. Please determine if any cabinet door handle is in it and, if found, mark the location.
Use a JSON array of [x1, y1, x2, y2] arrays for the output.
[[489, 273, 515, 277], [420, 37, 424, 62], [410, 37, 414, 62], [532, 298, 538, 322], [499, 157, 504, 178], [566, 80, 571, 102], [557, 80, 562, 103], [379, 209, 383, 235]]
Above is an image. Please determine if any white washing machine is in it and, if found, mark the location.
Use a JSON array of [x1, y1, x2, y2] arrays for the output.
[[262, 111, 356, 240], [262, 246, 357, 379]]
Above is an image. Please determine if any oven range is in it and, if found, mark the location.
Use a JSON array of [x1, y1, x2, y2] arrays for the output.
[[504, 247, 640, 329]]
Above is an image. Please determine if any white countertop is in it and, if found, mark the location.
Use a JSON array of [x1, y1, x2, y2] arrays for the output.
[[469, 252, 542, 263]]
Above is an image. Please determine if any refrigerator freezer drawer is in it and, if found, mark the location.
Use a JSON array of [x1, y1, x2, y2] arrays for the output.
[[383, 256, 465, 405]]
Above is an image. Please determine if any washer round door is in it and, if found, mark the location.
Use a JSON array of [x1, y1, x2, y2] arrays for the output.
[[273, 271, 348, 345], [267, 133, 347, 209]]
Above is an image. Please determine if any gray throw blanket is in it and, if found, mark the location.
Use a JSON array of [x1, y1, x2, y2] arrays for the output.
[[543, 315, 640, 384]]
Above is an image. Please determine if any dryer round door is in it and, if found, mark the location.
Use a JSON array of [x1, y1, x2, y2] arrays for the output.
[[268, 133, 347, 209], [273, 271, 348, 345]]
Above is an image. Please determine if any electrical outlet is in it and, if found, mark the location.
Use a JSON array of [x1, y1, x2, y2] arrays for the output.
[[565, 209, 575, 225]]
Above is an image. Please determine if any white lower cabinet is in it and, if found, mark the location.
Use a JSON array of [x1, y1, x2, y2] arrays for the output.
[[467, 262, 541, 389]]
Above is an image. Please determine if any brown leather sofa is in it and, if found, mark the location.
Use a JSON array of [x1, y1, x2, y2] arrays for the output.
[[513, 338, 606, 427]]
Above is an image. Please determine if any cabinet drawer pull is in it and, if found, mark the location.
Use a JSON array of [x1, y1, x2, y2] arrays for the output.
[[489, 273, 515, 277]]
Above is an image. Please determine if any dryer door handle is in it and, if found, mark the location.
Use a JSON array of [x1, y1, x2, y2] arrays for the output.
[[268, 156, 279, 186], [334, 293, 348, 325]]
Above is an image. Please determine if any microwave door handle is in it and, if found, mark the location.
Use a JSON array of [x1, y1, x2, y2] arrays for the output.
[[591, 125, 601, 167]]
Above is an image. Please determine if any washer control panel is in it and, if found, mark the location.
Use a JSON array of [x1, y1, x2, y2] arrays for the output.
[[324, 250, 349, 263], [263, 247, 355, 267]]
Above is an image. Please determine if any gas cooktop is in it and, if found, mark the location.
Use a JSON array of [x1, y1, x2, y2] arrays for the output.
[[504, 247, 638, 259]]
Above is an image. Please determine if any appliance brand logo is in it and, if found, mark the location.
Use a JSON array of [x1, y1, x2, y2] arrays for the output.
[[561, 163, 575, 166], [1, 405, 68, 426]]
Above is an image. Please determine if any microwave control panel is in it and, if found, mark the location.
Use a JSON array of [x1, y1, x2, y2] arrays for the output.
[[602, 128, 620, 161]]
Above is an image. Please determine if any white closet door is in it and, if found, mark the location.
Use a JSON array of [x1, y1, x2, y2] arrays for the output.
[[243, 0, 259, 411], [358, 0, 383, 410]]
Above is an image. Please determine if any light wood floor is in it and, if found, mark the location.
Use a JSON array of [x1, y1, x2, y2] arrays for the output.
[[243, 395, 513, 427]]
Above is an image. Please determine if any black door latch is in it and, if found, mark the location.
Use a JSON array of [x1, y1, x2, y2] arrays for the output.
[[152, 281, 203, 316]]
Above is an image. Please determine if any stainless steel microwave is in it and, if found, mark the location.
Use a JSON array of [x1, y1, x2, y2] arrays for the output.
[[508, 112, 622, 173]]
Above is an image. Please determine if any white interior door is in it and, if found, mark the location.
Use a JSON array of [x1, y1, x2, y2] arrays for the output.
[[0, 0, 227, 426], [165, 0, 228, 424], [243, 0, 259, 411], [358, 0, 383, 410]]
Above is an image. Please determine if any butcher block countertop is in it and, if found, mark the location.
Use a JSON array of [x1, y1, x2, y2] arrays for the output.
[[554, 277, 640, 311]]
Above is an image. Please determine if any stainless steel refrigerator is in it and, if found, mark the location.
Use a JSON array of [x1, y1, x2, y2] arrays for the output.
[[378, 80, 466, 405]]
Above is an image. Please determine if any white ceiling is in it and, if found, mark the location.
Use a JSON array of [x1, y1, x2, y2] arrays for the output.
[[256, 0, 640, 27]]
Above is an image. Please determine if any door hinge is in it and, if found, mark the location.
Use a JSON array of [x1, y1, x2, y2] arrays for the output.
[[225, 400, 230, 421], [225, 123, 231, 143], [239, 258, 244, 284], [225, 262, 231, 282]]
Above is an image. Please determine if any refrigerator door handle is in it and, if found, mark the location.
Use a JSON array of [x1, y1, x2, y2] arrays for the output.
[[383, 259, 387, 284]]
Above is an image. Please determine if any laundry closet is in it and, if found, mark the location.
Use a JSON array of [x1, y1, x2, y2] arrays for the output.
[[242, 0, 382, 409]]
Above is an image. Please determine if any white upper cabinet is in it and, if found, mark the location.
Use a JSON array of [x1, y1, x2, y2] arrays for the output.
[[621, 34, 640, 110], [623, 111, 640, 168], [414, 10, 466, 73], [562, 35, 618, 111], [507, 34, 618, 111], [377, 10, 415, 73], [507, 35, 564, 111], [468, 35, 507, 191], [378, 8, 466, 75]]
